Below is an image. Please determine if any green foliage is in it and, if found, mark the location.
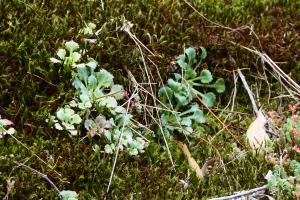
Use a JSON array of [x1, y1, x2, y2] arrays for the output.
[[0, 116, 15, 138], [50, 40, 85, 69], [60, 190, 78, 200], [158, 47, 225, 137], [266, 162, 300, 198], [48, 40, 146, 155]]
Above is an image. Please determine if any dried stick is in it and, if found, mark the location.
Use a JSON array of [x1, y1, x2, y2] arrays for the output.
[[209, 185, 267, 200], [237, 69, 259, 116]]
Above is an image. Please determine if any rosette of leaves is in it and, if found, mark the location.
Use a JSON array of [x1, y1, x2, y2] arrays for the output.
[[158, 47, 225, 137], [50, 40, 86, 69], [70, 64, 145, 155], [49, 107, 82, 136], [49, 41, 146, 155]]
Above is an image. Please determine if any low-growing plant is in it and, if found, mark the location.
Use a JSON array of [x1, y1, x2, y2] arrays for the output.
[[265, 160, 300, 198], [158, 47, 225, 137], [48, 39, 146, 155], [0, 116, 15, 138]]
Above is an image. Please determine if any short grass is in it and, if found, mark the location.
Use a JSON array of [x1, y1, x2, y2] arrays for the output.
[[0, 0, 299, 199]]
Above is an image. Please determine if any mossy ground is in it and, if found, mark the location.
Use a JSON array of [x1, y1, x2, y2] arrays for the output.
[[0, 0, 299, 199]]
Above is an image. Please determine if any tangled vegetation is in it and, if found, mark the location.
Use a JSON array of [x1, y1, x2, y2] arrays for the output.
[[1, 0, 300, 199]]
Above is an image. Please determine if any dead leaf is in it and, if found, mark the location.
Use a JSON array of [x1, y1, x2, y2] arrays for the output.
[[246, 110, 270, 150], [176, 140, 203, 178]]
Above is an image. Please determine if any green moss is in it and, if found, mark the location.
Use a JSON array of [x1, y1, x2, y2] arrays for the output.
[[0, 0, 298, 199]]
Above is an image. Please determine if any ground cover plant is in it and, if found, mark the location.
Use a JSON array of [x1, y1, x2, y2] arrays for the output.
[[1, 0, 300, 199]]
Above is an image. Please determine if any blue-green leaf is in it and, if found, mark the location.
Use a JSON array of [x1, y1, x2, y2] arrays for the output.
[[97, 69, 114, 88], [65, 40, 79, 52], [191, 110, 205, 123], [201, 92, 216, 107], [185, 47, 196, 64], [110, 84, 125, 100], [57, 49, 66, 59], [211, 78, 225, 93], [177, 55, 188, 69], [181, 117, 192, 126], [60, 190, 78, 200], [200, 47, 207, 60], [199, 69, 213, 84]]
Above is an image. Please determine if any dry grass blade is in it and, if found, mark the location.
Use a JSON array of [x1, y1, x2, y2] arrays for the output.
[[176, 140, 203, 178]]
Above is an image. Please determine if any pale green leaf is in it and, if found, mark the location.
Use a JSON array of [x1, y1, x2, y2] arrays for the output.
[[201, 92, 216, 107], [200, 47, 207, 60], [177, 55, 188, 69], [6, 127, 15, 135], [50, 58, 61, 63], [212, 78, 225, 93], [71, 52, 81, 63], [70, 114, 82, 124], [199, 69, 213, 84], [185, 47, 196, 64], [110, 84, 125, 100], [105, 144, 114, 154], [56, 108, 65, 120], [60, 190, 78, 200], [57, 49, 66, 59], [98, 96, 118, 108], [181, 117, 192, 126], [65, 40, 79, 52], [97, 69, 114, 88], [174, 93, 189, 106], [191, 110, 205, 123], [86, 58, 97, 69]]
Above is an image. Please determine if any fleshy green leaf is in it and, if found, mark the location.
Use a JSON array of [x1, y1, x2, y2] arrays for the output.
[[200, 47, 207, 60], [201, 92, 216, 107], [71, 52, 81, 63], [105, 144, 115, 154], [98, 97, 118, 109], [191, 110, 205, 123], [181, 117, 192, 126], [50, 58, 61, 63], [116, 114, 132, 127], [88, 75, 97, 90], [57, 49, 66, 59], [177, 55, 188, 69], [6, 127, 15, 135], [110, 85, 125, 100], [174, 93, 189, 106], [86, 58, 98, 69], [60, 190, 78, 200], [128, 148, 138, 155], [97, 69, 114, 88], [56, 108, 65, 120], [158, 87, 173, 102], [199, 69, 213, 84], [65, 40, 79, 52], [185, 47, 196, 64], [70, 114, 82, 124], [174, 73, 182, 81], [167, 79, 181, 91], [184, 69, 197, 80], [212, 78, 225, 93]]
